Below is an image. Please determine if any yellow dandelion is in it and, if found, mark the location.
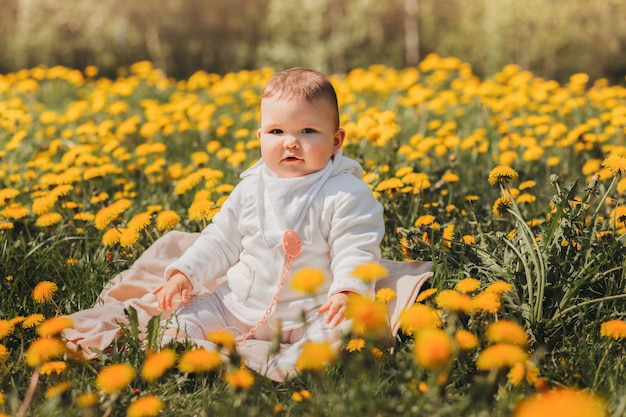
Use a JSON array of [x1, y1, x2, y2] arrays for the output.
[[399, 304, 442, 334], [601, 154, 626, 177], [37, 316, 73, 337], [346, 294, 389, 334], [35, 211, 63, 227], [0, 343, 8, 363], [441, 172, 460, 183], [416, 287, 437, 302], [141, 349, 177, 381], [45, 381, 70, 398], [486, 320, 528, 346], [40, 360, 67, 375], [471, 291, 502, 314], [375, 287, 397, 304], [76, 391, 98, 408], [345, 338, 366, 353], [493, 196, 513, 218], [22, 313, 45, 329], [508, 362, 526, 386], [0, 187, 20, 205], [488, 166, 519, 186], [4, 203, 29, 219], [127, 212, 152, 231], [413, 328, 454, 370], [476, 343, 528, 370], [462, 234, 476, 245], [26, 338, 66, 367], [156, 210, 180, 231], [95, 363, 136, 394], [455, 278, 481, 293], [295, 341, 336, 372], [206, 329, 236, 351], [178, 348, 222, 373], [435, 289, 473, 313], [74, 212, 95, 222], [127, 395, 164, 417], [455, 329, 479, 350], [32, 281, 58, 303], [513, 388, 608, 417], [484, 280, 514, 294], [119, 228, 141, 248], [188, 200, 218, 222], [414, 214, 436, 227], [291, 268, 326, 294], [600, 319, 626, 340], [0, 320, 14, 338], [225, 368, 255, 390], [375, 178, 404, 192], [0, 222, 14, 230], [102, 228, 122, 246], [94, 199, 132, 230], [351, 262, 388, 282]]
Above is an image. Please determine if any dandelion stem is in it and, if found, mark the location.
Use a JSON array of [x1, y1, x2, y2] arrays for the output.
[[16, 366, 40, 417], [592, 341, 612, 389]]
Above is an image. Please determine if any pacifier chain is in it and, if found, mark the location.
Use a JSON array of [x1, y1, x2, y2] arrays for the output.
[[240, 229, 302, 343]]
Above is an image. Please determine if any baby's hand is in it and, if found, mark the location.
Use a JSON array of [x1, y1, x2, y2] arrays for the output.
[[153, 272, 193, 312], [317, 291, 352, 328]]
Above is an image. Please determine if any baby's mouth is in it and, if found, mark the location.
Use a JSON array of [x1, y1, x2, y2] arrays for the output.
[[283, 156, 301, 162]]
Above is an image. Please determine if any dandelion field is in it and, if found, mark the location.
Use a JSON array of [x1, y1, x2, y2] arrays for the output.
[[1, 55, 626, 416]]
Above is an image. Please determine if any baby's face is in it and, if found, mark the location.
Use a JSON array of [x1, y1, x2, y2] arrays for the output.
[[257, 97, 344, 178]]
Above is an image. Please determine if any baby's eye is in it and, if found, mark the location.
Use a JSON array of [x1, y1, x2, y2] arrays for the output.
[[269, 129, 283, 134], [302, 128, 317, 134]]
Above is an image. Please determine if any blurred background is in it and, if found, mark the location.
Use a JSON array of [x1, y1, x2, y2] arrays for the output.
[[1, 0, 625, 83]]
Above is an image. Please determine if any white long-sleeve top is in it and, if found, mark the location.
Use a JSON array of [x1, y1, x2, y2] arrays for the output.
[[164, 152, 384, 329]]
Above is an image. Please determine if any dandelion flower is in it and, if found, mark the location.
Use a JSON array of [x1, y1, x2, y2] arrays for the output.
[[26, 338, 66, 367], [375, 287, 397, 304], [178, 348, 222, 374], [399, 304, 442, 334], [413, 328, 454, 370], [127, 395, 164, 417], [455, 278, 481, 293], [508, 362, 526, 386], [102, 228, 122, 246], [488, 166, 519, 186], [484, 280, 514, 294], [32, 281, 58, 303], [295, 341, 336, 372], [225, 368, 255, 390], [206, 329, 236, 351], [486, 320, 528, 346], [351, 262, 388, 282], [454, 329, 479, 350], [156, 210, 180, 231], [22, 314, 45, 328], [45, 381, 70, 398], [513, 388, 608, 417], [493, 196, 513, 218], [40, 361, 67, 375], [600, 319, 626, 340], [4, 203, 29, 219], [188, 200, 218, 222], [291, 268, 326, 294], [345, 338, 366, 353], [601, 155, 626, 177], [94, 199, 132, 230], [346, 294, 389, 334], [476, 343, 528, 370], [35, 212, 63, 227], [37, 316, 73, 337], [416, 288, 437, 302], [435, 289, 473, 313], [119, 228, 140, 248], [0, 320, 14, 338], [141, 349, 177, 381], [95, 363, 136, 394], [471, 291, 502, 314], [0, 344, 8, 363], [76, 392, 98, 408]]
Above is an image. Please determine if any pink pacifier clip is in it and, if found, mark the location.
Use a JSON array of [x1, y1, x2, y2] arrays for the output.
[[240, 229, 301, 343]]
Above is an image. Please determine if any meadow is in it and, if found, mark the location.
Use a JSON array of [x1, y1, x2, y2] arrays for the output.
[[1, 54, 625, 416]]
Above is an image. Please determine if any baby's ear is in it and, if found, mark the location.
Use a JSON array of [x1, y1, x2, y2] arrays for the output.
[[333, 128, 346, 152]]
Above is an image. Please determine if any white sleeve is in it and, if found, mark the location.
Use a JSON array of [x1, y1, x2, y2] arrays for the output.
[[328, 181, 384, 297], [163, 186, 244, 294]]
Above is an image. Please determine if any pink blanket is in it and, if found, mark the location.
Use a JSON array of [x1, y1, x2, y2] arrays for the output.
[[62, 230, 432, 381]]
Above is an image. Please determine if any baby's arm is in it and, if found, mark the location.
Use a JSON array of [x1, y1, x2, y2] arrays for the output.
[[153, 272, 193, 311], [317, 291, 352, 328]]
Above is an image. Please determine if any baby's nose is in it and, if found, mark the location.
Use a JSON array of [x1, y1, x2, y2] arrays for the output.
[[283, 134, 299, 148]]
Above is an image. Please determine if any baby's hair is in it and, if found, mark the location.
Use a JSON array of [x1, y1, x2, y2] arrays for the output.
[[262, 68, 340, 129]]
